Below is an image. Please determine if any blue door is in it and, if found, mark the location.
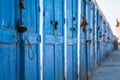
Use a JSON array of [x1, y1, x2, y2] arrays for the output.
[[43, 0, 64, 80], [94, 6, 98, 67], [86, 0, 91, 76], [90, 2, 95, 70], [0, 0, 18, 80], [97, 11, 102, 63], [80, 0, 87, 80], [66, 0, 78, 80], [19, 0, 40, 80]]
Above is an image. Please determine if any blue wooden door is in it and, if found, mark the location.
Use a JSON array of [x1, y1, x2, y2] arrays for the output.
[[90, 2, 95, 70], [20, 0, 40, 80], [43, 0, 64, 80], [80, 0, 87, 80], [0, 0, 19, 80], [86, 0, 90, 76], [94, 6, 98, 67], [66, 0, 78, 80], [97, 11, 101, 63]]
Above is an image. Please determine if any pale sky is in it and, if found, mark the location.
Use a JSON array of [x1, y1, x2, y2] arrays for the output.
[[96, 0, 120, 35]]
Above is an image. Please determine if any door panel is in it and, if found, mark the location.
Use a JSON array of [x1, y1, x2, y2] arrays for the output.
[[21, 0, 40, 80], [80, 0, 87, 80], [0, 0, 18, 80], [54, 0, 64, 79], [90, 3, 94, 70], [43, 0, 54, 79], [66, 0, 78, 80], [43, 0, 64, 80]]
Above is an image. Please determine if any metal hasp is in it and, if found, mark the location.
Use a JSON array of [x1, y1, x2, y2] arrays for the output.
[[51, 20, 59, 34], [20, 0, 25, 9], [19, 0, 40, 80], [17, 24, 27, 33]]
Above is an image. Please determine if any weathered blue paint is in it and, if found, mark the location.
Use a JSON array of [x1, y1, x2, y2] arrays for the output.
[[90, 1, 95, 71], [94, 6, 98, 67], [66, 0, 78, 79], [86, 0, 91, 77], [80, 0, 87, 80], [0, 0, 18, 80], [0, 0, 117, 80], [0, 0, 40, 80], [98, 11, 102, 63], [20, 0, 40, 80], [96, 10, 101, 64], [43, 0, 64, 80]]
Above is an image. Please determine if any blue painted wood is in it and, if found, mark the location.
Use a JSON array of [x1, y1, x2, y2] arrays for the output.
[[0, 0, 18, 80], [96, 9, 99, 64], [80, 0, 87, 80], [43, 0, 64, 80], [66, 0, 78, 80], [20, 0, 40, 80], [86, 0, 92, 77], [94, 7, 98, 67], [92, 3, 95, 69], [90, 2, 95, 71], [0, 0, 116, 80]]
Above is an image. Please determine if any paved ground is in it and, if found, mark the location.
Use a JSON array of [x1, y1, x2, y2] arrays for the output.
[[91, 50, 120, 80]]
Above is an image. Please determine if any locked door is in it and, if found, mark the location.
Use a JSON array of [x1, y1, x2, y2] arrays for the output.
[[90, 2, 95, 70], [97, 11, 101, 63], [86, 0, 91, 76], [66, 0, 78, 80], [94, 6, 98, 67], [19, 0, 40, 80], [0, 0, 19, 80], [80, 0, 87, 80], [96, 9, 99, 64], [43, 0, 64, 80]]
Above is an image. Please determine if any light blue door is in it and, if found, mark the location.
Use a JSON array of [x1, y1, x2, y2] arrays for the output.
[[66, 0, 78, 80], [90, 2, 95, 70], [43, 0, 64, 80], [86, 0, 91, 76], [80, 0, 87, 80]]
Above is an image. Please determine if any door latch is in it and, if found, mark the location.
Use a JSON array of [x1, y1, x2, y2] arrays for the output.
[[80, 16, 88, 27], [17, 24, 27, 33], [20, 0, 25, 9], [51, 20, 58, 34]]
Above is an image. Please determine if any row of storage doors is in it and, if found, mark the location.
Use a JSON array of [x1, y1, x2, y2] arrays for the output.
[[0, 0, 115, 80], [0, 0, 80, 80]]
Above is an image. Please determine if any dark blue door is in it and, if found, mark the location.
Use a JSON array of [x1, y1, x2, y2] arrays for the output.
[[43, 0, 64, 80], [20, 0, 40, 80], [0, 0, 18, 80], [66, 0, 78, 80]]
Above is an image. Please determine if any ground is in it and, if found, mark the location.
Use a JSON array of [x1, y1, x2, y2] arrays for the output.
[[91, 50, 120, 80]]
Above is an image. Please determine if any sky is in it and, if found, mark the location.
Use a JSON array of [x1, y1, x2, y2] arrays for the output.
[[96, 0, 120, 35]]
